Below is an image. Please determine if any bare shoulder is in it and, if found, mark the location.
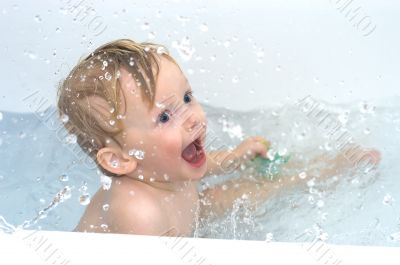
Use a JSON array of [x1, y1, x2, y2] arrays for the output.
[[108, 180, 173, 236]]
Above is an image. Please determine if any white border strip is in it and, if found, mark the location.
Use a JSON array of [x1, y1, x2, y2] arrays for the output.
[[0, 230, 399, 265]]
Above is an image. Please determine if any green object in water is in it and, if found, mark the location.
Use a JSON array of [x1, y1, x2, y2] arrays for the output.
[[253, 153, 290, 180]]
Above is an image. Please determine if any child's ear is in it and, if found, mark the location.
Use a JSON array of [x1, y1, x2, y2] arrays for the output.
[[96, 147, 137, 175]]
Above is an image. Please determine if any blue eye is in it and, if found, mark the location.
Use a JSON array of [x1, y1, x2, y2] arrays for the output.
[[183, 92, 193, 104], [158, 111, 170, 123]]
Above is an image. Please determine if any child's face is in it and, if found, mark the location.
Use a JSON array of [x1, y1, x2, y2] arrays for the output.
[[116, 56, 208, 182]]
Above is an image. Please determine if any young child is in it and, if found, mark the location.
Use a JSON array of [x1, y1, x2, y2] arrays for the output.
[[57, 39, 380, 236]]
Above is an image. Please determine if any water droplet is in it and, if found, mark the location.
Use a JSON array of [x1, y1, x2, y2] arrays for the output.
[[223, 40, 231, 48], [359, 101, 375, 114], [255, 49, 264, 63], [109, 120, 116, 126], [100, 223, 108, 231], [232, 76, 239, 83], [324, 142, 332, 151], [275, 65, 281, 71], [60, 114, 69, 123], [177, 15, 190, 23], [79, 193, 91, 205], [390, 231, 400, 242], [0, 112, 3, 121], [383, 194, 394, 206], [271, 110, 279, 117], [338, 111, 349, 124], [34, 14, 42, 23], [317, 200, 325, 208], [149, 177, 155, 182], [199, 23, 208, 32], [308, 195, 315, 204], [163, 174, 170, 181], [116, 114, 125, 120], [62, 186, 72, 200], [148, 31, 156, 39], [111, 160, 119, 168], [80, 184, 88, 192], [59, 174, 69, 182], [307, 178, 315, 188], [26, 50, 37, 60], [319, 232, 329, 241], [55, 27, 61, 33], [298, 172, 307, 179], [222, 184, 228, 191], [172, 37, 195, 61], [115, 70, 121, 79], [100, 175, 112, 190], [156, 46, 166, 55], [65, 134, 77, 144], [265, 232, 274, 242], [101, 60, 108, 70], [19, 132, 26, 139], [138, 175, 144, 180], [128, 149, 145, 160], [296, 131, 306, 140], [102, 204, 110, 211], [313, 77, 319, 84], [141, 22, 150, 30], [104, 72, 112, 81], [363, 128, 371, 135]]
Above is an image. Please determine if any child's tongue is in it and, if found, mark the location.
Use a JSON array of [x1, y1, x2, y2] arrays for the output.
[[182, 142, 197, 162]]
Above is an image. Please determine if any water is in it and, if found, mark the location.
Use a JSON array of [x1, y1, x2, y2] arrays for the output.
[[0, 101, 399, 247]]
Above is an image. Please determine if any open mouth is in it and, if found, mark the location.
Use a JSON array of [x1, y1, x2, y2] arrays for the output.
[[181, 137, 206, 168]]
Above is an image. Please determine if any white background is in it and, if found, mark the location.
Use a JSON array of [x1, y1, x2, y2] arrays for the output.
[[0, 0, 399, 113]]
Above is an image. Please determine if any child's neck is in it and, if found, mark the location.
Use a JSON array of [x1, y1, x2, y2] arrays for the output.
[[122, 171, 192, 192], [144, 179, 192, 192]]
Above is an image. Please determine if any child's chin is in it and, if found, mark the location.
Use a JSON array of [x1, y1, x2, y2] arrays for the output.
[[190, 172, 206, 181], [184, 163, 208, 180]]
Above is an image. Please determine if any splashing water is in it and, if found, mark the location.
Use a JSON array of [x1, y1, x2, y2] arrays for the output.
[[0, 216, 17, 234], [18, 186, 72, 230], [128, 148, 145, 160], [0, 101, 399, 246], [172, 37, 195, 61], [195, 102, 400, 246]]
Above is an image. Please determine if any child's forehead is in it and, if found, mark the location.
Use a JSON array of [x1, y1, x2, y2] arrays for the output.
[[118, 57, 189, 115]]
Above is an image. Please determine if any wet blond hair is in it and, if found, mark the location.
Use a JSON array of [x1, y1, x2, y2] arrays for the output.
[[56, 39, 176, 177]]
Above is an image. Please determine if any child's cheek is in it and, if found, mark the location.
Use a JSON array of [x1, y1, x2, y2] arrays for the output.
[[153, 129, 182, 159]]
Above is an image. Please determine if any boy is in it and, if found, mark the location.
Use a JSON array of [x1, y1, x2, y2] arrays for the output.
[[57, 39, 380, 236]]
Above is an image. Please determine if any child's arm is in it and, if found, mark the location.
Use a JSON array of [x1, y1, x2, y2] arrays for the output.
[[199, 136, 272, 218], [199, 177, 275, 219], [205, 136, 270, 176], [200, 145, 382, 220]]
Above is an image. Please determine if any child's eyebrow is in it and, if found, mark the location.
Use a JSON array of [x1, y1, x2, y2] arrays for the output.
[[154, 86, 193, 109]]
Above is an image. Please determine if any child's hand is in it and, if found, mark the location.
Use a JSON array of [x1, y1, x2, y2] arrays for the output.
[[233, 136, 270, 164]]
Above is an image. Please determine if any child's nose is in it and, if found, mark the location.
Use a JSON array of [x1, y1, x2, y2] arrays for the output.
[[183, 113, 200, 132]]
